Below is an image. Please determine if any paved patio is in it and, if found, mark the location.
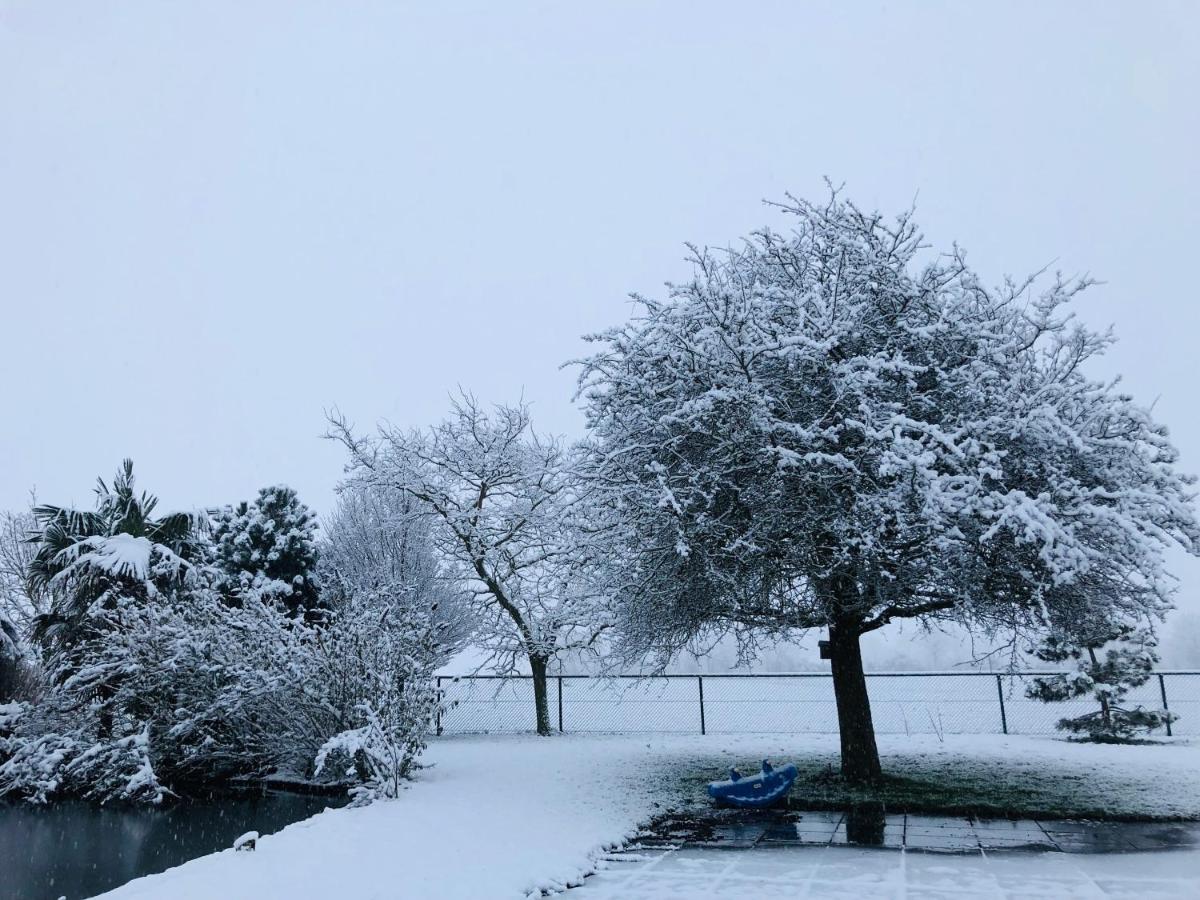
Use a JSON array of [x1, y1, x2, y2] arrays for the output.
[[571, 844, 1200, 899], [569, 811, 1200, 899]]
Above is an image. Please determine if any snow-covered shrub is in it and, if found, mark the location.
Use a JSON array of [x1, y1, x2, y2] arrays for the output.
[[3, 573, 444, 803], [152, 595, 309, 779], [304, 575, 446, 800], [2, 462, 448, 805], [0, 577, 203, 803], [0, 714, 169, 805], [0, 462, 205, 803], [1027, 623, 1175, 741], [60, 724, 169, 804], [0, 715, 76, 804], [315, 695, 433, 803], [150, 569, 446, 797]]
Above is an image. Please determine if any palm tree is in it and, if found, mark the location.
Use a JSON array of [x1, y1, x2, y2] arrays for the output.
[[27, 461, 206, 713]]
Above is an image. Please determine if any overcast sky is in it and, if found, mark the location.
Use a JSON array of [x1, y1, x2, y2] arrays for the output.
[[2, 2, 1198, 615]]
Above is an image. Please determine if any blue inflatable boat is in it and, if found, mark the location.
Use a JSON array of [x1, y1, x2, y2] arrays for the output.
[[707, 759, 799, 808]]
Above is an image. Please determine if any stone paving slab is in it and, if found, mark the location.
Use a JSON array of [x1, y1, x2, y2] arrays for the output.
[[760, 823, 839, 845], [829, 825, 906, 848], [630, 809, 1200, 854]]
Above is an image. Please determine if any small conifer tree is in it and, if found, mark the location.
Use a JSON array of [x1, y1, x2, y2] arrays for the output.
[[1027, 622, 1175, 741], [210, 485, 322, 619]]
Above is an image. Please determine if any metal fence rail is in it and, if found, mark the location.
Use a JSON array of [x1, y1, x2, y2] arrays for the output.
[[435, 671, 1200, 737]]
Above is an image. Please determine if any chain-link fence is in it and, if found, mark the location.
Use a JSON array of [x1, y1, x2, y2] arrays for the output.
[[435, 671, 1200, 737]]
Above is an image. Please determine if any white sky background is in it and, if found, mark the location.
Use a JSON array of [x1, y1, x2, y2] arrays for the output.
[[2, 2, 1199, 636]]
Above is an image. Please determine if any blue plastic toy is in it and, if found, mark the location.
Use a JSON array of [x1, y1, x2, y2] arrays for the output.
[[707, 759, 799, 808]]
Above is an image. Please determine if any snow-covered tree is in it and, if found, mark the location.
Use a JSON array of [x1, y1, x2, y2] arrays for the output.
[[210, 485, 321, 618], [576, 190, 1199, 783], [328, 395, 610, 735], [0, 507, 48, 703], [28, 460, 206, 720], [0, 610, 27, 703], [0, 461, 209, 802], [319, 481, 473, 663], [1027, 621, 1174, 740], [0, 506, 49, 635]]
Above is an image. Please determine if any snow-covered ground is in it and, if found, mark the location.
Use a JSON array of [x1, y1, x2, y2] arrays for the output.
[[98, 734, 1200, 900]]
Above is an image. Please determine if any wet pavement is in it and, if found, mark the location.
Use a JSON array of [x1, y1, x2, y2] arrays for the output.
[[571, 844, 1200, 898], [575, 807, 1200, 898], [626, 806, 1200, 854], [568, 803, 1200, 897]]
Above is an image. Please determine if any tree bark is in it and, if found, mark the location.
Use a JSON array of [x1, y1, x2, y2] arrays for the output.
[[97, 684, 115, 739], [1087, 647, 1113, 730], [530, 655, 552, 736], [829, 624, 882, 785]]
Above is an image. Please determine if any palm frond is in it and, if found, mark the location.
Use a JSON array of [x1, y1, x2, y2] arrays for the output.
[[25, 460, 207, 660]]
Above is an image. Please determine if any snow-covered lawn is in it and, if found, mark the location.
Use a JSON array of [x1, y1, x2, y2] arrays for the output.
[[99, 734, 1200, 900]]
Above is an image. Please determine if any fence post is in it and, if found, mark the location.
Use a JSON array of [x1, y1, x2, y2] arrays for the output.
[[698, 675, 706, 735], [436, 676, 443, 736], [995, 674, 1008, 735], [1159, 673, 1172, 737], [558, 676, 564, 733]]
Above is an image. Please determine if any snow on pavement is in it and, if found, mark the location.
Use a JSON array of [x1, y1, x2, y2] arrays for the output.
[[97, 733, 1200, 900], [574, 845, 1200, 899]]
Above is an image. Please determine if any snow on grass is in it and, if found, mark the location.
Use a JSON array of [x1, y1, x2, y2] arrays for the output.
[[97, 733, 1200, 900], [683, 733, 1200, 820]]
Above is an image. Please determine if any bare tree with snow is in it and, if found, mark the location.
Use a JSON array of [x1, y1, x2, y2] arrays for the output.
[[328, 395, 609, 735], [318, 480, 474, 665], [576, 189, 1199, 783], [0, 506, 50, 635], [0, 506, 47, 702]]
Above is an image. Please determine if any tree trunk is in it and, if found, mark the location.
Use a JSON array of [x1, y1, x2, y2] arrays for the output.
[[529, 655, 552, 736], [1087, 647, 1113, 730], [97, 685, 114, 739], [829, 625, 882, 785]]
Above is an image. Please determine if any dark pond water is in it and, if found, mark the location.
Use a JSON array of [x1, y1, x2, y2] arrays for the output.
[[0, 789, 348, 900]]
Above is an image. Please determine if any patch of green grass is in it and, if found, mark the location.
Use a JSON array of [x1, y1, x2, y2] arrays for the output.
[[789, 770, 1129, 821], [674, 753, 1194, 823]]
